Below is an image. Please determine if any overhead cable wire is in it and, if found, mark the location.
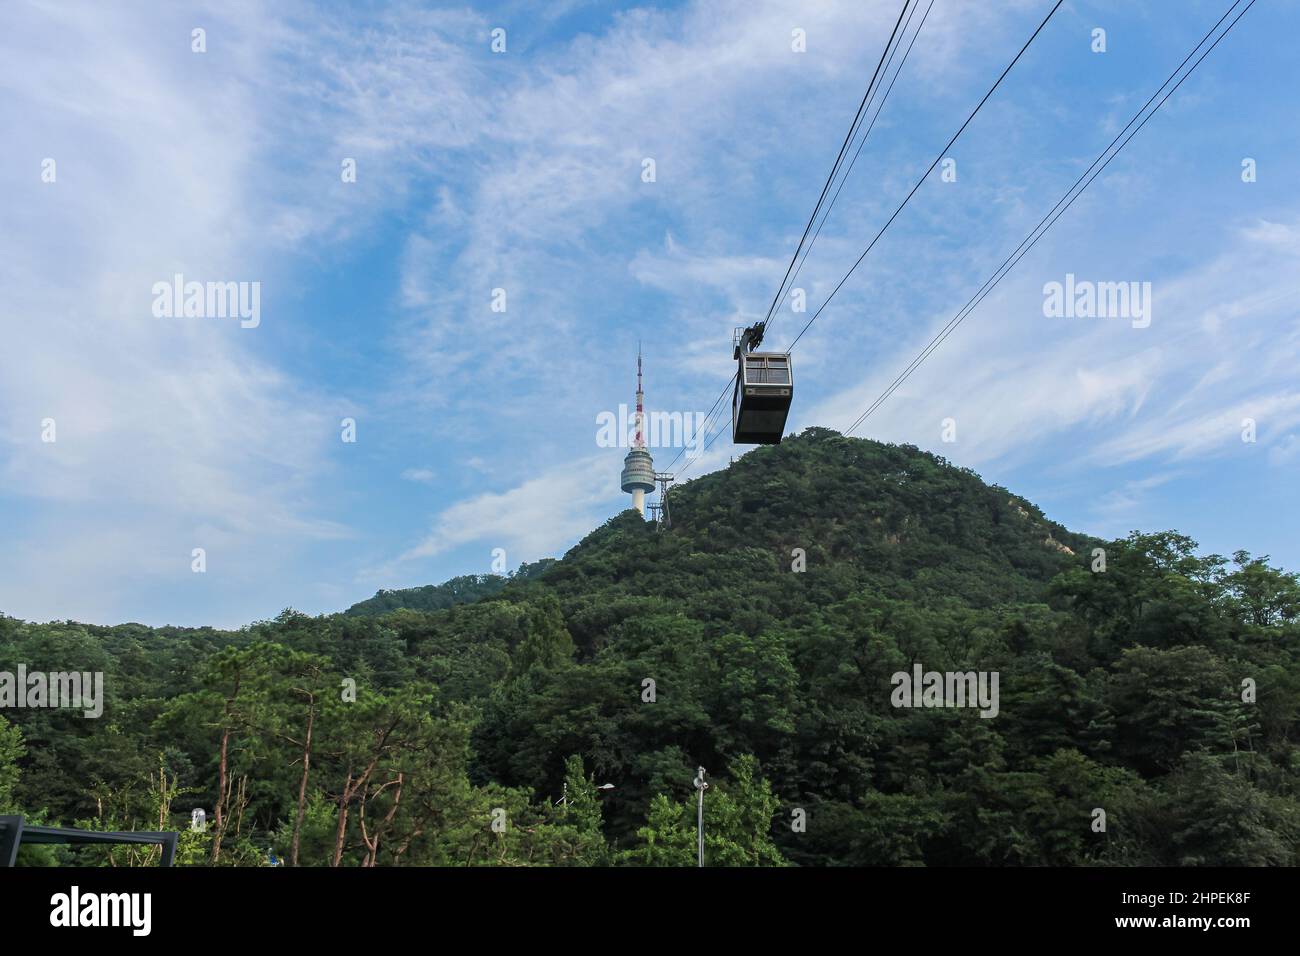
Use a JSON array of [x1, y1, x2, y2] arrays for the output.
[[767, 0, 934, 342], [758, 0, 914, 333], [676, 0, 1065, 479], [843, 0, 1256, 436], [785, 0, 1067, 351], [660, 0, 914, 476]]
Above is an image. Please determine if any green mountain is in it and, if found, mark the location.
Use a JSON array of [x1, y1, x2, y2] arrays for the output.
[[3, 427, 1297, 866]]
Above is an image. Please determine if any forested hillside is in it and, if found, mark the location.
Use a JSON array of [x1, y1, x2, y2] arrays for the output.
[[2, 428, 1297, 866]]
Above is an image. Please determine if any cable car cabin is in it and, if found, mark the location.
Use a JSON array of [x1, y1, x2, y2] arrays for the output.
[[732, 351, 793, 444]]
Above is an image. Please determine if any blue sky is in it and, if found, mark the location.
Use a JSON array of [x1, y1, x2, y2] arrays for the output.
[[1, 0, 1296, 628]]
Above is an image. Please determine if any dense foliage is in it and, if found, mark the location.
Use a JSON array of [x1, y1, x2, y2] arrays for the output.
[[343, 561, 556, 618], [2, 428, 1297, 866]]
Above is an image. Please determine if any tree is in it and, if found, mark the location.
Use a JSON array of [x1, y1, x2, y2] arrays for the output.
[[629, 756, 787, 867], [552, 754, 611, 866], [1107, 646, 1238, 774], [0, 717, 24, 812], [1146, 753, 1298, 866], [1223, 551, 1300, 628], [5, 430, 1298, 868], [324, 686, 435, 867]]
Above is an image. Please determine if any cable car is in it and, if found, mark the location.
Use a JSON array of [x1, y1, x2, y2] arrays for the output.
[[731, 322, 793, 444]]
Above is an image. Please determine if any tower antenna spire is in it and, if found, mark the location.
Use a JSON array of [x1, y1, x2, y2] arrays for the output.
[[635, 342, 645, 449]]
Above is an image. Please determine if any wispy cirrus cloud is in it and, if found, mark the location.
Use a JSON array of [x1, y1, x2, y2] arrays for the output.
[[367, 455, 613, 580], [805, 213, 1300, 471], [0, 1, 359, 624], [2, 0, 1296, 626]]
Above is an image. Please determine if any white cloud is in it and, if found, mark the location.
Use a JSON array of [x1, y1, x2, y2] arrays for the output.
[[1088, 471, 1180, 532], [401, 467, 438, 484], [373, 0, 1026, 414], [801, 213, 1300, 472], [0, 1, 350, 623], [377, 454, 616, 576], [6, 0, 1293, 623]]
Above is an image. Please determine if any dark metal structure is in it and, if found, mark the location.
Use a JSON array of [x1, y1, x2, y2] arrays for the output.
[[0, 815, 178, 867], [731, 322, 793, 444], [647, 471, 674, 530]]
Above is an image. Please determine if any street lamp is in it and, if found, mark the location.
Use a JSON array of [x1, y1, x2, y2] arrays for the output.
[[558, 782, 616, 807], [692, 767, 708, 868]]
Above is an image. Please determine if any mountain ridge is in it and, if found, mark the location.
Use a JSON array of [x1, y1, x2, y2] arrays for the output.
[[362, 427, 1099, 626], [3, 427, 1297, 866]]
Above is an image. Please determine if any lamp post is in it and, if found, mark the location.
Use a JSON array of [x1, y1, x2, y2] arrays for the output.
[[558, 782, 616, 807], [693, 767, 708, 868]]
